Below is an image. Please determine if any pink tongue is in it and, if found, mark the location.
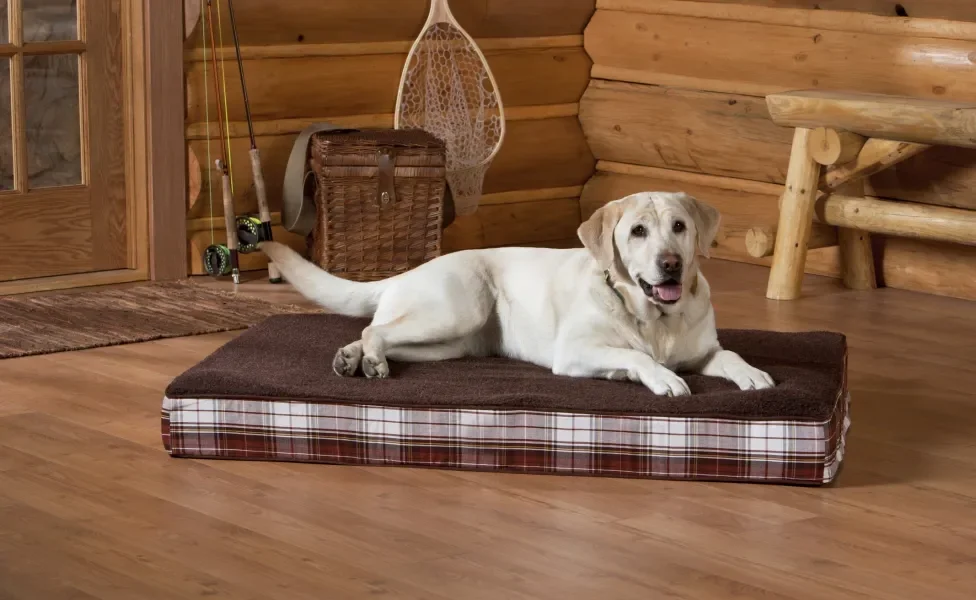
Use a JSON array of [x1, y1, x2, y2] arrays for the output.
[[654, 283, 682, 302]]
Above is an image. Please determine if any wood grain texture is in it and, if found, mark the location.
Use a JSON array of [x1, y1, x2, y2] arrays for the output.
[[123, 0, 150, 273], [579, 81, 976, 210], [185, 47, 592, 124], [808, 128, 867, 166], [442, 198, 582, 252], [823, 139, 931, 192], [8, 259, 976, 598], [184, 0, 597, 46], [187, 117, 594, 220], [882, 237, 976, 300], [746, 223, 838, 259], [147, 0, 187, 280], [0, 269, 147, 296], [580, 80, 793, 184], [585, 11, 976, 101], [766, 91, 976, 149], [184, 35, 584, 62], [87, 0, 128, 270], [185, 103, 580, 142], [835, 180, 878, 291], [815, 194, 976, 247], [0, 191, 94, 282], [598, 0, 976, 40], [770, 133, 832, 301], [686, 0, 976, 22], [580, 168, 843, 277]]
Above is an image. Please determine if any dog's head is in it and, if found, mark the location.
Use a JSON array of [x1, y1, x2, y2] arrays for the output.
[[578, 191, 720, 311]]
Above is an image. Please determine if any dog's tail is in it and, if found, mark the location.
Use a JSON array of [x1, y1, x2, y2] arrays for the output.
[[259, 242, 388, 317]]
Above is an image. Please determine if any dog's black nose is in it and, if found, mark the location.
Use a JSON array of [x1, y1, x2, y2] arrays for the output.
[[657, 253, 682, 277]]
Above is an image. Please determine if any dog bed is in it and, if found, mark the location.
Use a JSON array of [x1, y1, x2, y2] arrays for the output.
[[162, 314, 850, 486]]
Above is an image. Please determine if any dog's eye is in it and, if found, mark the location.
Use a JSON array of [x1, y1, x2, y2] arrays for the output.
[[672, 220, 686, 234], [631, 224, 647, 238]]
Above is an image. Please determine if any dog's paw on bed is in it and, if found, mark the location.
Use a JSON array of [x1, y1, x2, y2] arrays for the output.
[[332, 342, 363, 377], [726, 364, 776, 391], [362, 355, 390, 379]]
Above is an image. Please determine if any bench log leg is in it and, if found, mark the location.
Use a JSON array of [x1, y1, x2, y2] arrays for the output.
[[767, 128, 822, 300], [835, 180, 878, 290]]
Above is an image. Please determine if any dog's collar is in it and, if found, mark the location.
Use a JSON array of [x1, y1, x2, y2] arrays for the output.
[[603, 269, 626, 304]]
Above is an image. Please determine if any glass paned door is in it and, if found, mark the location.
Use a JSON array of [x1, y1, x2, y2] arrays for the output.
[[0, 0, 128, 283]]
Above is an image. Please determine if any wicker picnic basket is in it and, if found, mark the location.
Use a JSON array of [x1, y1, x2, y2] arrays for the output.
[[307, 129, 448, 281]]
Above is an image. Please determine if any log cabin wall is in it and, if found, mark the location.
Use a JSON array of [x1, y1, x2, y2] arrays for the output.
[[580, 0, 976, 301], [184, 0, 596, 275]]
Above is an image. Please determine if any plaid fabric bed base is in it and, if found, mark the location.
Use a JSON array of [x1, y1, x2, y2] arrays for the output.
[[162, 388, 850, 486]]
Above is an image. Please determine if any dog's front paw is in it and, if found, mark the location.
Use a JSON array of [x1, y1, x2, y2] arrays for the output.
[[362, 355, 390, 379], [725, 363, 775, 391], [333, 342, 363, 377], [640, 366, 691, 397]]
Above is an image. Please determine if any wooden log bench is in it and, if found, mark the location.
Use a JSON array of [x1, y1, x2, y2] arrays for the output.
[[749, 90, 976, 300]]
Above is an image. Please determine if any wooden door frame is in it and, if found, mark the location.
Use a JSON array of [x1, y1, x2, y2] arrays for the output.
[[144, 0, 187, 281], [0, 0, 185, 295]]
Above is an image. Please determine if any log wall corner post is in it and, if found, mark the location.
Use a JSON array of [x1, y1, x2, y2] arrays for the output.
[[766, 127, 822, 301]]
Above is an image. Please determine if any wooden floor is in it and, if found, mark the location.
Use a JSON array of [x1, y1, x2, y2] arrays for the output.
[[1, 260, 975, 599]]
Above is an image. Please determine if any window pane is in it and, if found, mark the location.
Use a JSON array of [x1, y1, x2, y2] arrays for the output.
[[0, 1, 9, 44], [25, 53, 81, 188], [24, 0, 78, 42], [0, 59, 11, 191]]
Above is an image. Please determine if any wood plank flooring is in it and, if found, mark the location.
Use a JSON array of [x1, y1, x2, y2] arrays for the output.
[[1, 259, 975, 599]]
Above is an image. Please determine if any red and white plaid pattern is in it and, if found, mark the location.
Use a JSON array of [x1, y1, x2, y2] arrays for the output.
[[162, 386, 849, 486]]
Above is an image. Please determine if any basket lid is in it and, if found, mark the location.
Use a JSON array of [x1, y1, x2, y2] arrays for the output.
[[311, 128, 444, 150]]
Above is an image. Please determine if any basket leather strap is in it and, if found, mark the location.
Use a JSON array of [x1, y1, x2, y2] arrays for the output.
[[281, 122, 344, 236], [377, 150, 397, 207]]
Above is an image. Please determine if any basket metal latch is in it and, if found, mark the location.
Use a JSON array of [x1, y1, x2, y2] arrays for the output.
[[377, 149, 397, 207]]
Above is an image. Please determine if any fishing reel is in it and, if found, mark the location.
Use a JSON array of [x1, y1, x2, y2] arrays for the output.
[[203, 244, 233, 277], [235, 215, 265, 254], [202, 215, 274, 278]]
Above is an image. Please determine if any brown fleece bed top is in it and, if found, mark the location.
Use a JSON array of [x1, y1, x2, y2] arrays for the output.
[[165, 314, 846, 421]]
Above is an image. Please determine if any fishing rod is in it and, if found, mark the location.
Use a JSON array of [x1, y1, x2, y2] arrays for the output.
[[226, 0, 282, 284], [202, 0, 241, 285]]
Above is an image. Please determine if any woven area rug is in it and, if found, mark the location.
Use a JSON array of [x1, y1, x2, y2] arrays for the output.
[[0, 281, 311, 359]]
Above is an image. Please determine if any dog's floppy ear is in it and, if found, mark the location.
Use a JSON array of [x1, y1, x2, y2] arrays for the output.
[[578, 200, 625, 271], [679, 194, 721, 258]]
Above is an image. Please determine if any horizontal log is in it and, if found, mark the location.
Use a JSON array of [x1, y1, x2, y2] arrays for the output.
[[443, 198, 583, 251], [186, 47, 592, 123], [596, 1, 976, 41], [808, 128, 866, 166], [822, 139, 931, 191], [185, 186, 585, 233], [595, 161, 783, 196], [585, 11, 976, 101], [581, 167, 843, 277], [881, 237, 976, 302], [815, 195, 976, 247], [746, 224, 839, 259], [185, 35, 583, 61], [579, 80, 792, 184], [186, 0, 596, 46], [186, 103, 580, 141], [579, 82, 976, 210], [767, 91, 976, 149], [188, 117, 595, 220]]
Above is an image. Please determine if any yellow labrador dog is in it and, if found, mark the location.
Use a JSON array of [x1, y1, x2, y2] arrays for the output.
[[259, 191, 774, 396]]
